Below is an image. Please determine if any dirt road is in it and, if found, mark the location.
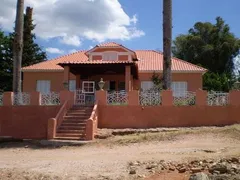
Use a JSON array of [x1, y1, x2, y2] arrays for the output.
[[0, 125, 240, 180]]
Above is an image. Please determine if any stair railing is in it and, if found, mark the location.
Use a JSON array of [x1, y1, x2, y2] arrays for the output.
[[47, 100, 71, 139], [86, 101, 98, 140], [55, 100, 71, 128]]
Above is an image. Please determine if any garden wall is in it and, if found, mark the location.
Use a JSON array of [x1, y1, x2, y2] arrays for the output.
[[98, 106, 240, 128], [0, 106, 60, 139]]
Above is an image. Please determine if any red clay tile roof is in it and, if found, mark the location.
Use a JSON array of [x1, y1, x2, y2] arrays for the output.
[[22, 46, 207, 73], [96, 42, 122, 47], [59, 60, 134, 65], [136, 50, 207, 72]]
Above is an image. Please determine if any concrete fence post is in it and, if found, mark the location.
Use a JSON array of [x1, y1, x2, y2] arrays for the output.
[[60, 90, 74, 105], [128, 90, 139, 105], [229, 90, 240, 106], [196, 89, 207, 106], [3, 92, 13, 106], [161, 90, 173, 106], [86, 119, 94, 140], [96, 90, 107, 105], [47, 118, 56, 139], [30, 91, 41, 105]]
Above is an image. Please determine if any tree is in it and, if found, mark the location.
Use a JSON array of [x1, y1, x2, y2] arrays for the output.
[[151, 72, 163, 90], [22, 7, 46, 66], [0, 6, 47, 92], [163, 0, 172, 90], [173, 17, 240, 91], [13, 0, 24, 93], [0, 30, 12, 92]]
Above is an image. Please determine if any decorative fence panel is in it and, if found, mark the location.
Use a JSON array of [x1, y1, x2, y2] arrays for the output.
[[107, 91, 128, 105], [75, 90, 95, 106], [13, 92, 31, 106], [41, 92, 60, 105], [173, 91, 196, 106], [0, 93, 3, 106], [139, 90, 161, 106], [207, 92, 229, 106]]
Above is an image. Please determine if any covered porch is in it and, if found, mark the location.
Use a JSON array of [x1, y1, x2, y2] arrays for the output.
[[61, 62, 138, 92]]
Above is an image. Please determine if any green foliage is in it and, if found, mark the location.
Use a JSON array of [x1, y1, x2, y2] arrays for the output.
[[0, 8, 47, 91], [151, 72, 163, 90], [0, 30, 12, 92], [173, 17, 240, 91], [203, 72, 232, 92]]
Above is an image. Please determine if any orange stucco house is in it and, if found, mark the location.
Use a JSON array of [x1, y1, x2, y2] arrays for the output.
[[22, 42, 207, 99]]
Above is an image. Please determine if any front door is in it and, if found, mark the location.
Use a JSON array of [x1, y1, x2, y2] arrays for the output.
[[75, 81, 95, 106]]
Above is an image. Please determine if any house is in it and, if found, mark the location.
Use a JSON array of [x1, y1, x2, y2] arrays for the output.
[[22, 42, 207, 104], [3, 42, 240, 141]]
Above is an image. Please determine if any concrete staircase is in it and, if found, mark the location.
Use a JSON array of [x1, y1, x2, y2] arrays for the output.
[[55, 106, 93, 140]]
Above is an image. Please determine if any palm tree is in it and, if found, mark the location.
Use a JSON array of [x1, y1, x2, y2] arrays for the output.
[[13, 0, 24, 93], [163, 0, 172, 89]]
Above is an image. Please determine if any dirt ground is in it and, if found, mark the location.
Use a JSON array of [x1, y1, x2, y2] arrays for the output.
[[0, 125, 240, 180]]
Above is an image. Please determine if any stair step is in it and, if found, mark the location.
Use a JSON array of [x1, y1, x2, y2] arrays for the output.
[[66, 113, 91, 116], [64, 115, 90, 119], [62, 120, 87, 123], [57, 129, 85, 133], [56, 133, 85, 138], [58, 126, 86, 130], [61, 122, 87, 125], [54, 137, 85, 140]]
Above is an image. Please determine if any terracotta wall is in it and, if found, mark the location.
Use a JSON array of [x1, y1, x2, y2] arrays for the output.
[[0, 106, 60, 139], [98, 106, 240, 129], [23, 72, 76, 92], [92, 48, 127, 52], [23, 72, 203, 92], [134, 73, 202, 91]]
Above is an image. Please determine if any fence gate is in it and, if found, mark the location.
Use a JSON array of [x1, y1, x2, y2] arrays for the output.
[[74, 90, 86, 106]]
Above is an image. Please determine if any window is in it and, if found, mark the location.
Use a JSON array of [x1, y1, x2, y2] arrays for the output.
[[82, 81, 95, 93], [118, 82, 125, 91], [36, 80, 50, 94], [110, 81, 116, 91], [103, 52, 118, 61], [141, 81, 154, 91], [69, 80, 76, 92], [171, 82, 187, 97]]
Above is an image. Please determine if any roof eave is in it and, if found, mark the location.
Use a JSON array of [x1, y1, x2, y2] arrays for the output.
[[22, 69, 64, 72]]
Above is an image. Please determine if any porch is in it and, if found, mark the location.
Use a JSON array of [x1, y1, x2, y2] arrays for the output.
[[61, 62, 138, 92]]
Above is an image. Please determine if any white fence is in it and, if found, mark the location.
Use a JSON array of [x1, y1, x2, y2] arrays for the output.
[[13, 92, 31, 106], [207, 91, 229, 106], [107, 91, 128, 105], [41, 92, 60, 105], [139, 90, 161, 106], [174, 91, 196, 106], [0, 93, 3, 106]]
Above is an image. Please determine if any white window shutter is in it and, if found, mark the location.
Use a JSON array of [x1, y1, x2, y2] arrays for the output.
[[141, 81, 154, 91], [69, 80, 76, 92], [37, 80, 50, 94]]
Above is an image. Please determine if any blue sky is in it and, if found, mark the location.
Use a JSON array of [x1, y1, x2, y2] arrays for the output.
[[0, 0, 239, 60]]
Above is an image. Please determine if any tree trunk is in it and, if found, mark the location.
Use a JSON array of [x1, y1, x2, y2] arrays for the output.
[[163, 0, 172, 90], [13, 0, 24, 93]]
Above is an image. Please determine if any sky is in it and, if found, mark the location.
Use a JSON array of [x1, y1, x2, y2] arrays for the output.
[[0, 0, 240, 60]]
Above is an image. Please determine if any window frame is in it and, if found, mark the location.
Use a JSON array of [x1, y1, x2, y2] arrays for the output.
[[69, 80, 76, 92], [103, 51, 118, 61], [36, 80, 51, 94], [171, 81, 187, 97], [82, 81, 95, 94], [141, 81, 154, 91]]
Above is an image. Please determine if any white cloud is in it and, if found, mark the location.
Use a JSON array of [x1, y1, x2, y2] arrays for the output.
[[88, 46, 94, 50], [60, 35, 82, 47], [0, 0, 144, 43], [68, 49, 78, 54], [46, 47, 64, 54], [130, 14, 138, 25]]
